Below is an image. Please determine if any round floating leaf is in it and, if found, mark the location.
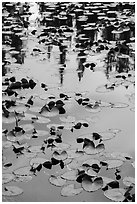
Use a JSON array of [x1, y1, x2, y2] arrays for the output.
[[30, 157, 47, 166], [104, 188, 126, 202], [86, 169, 97, 177], [52, 143, 70, 151], [35, 117, 50, 124], [104, 160, 124, 169], [85, 105, 101, 113], [61, 184, 83, 197], [33, 130, 49, 137], [60, 116, 75, 123], [14, 166, 33, 176], [52, 150, 68, 161], [49, 175, 66, 187], [96, 85, 112, 93], [28, 145, 44, 153], [23, 152, 37, 158], [82, 159, 100, 167], [111, 102, 129, 108], [29, 106, 41, 112], [2, 116, 16, 124], [82, 176, 103, 192], [102, 177, 114, 188], [2, 173, 15, 184], [21, 124, 34, 132], [67, 150, 84, 159], [9, 106, 28, 113], [99, 131, 116, 141], [2, 186, 23, 196], [2, 141, 12, 148], [110, 152, 132, 161], [123, 177, 135, 186], [14, 175, 32, 183], [41, 107, 59, 117], [61, 170, 78, 181]]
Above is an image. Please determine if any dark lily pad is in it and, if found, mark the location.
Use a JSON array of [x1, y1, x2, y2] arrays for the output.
[[61, 184, 83, 197], [49, 175, 66, 187]]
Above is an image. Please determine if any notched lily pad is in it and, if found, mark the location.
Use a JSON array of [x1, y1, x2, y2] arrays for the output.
[[2, 186, 24, 196], [49, 175, 66, 187], [52, 150, 68, 161], [61, 184, 83, 197], [82, 176, 103, 192]]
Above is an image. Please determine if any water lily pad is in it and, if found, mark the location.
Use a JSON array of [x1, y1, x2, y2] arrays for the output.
[[59, 116, 75, 123], [52, 143, 70, 151], [61, 169, 78, 181], [110, 152, 132, 161], [82, 176, 103, 192], [14, 175, 32, 182], [29, 106, 42, 112], [85, 105, 101, 113], [123, 176, 135, 186], [49, 175, 66, 187], [84, 141, 105, 155], [34, 117, 50, 124], [104, 160, 124, 169], [22, 113, 36, 121], [99, 131, 116, 141], [2, 186, 24, 196], [2, 141, 12, 148], [61, 184, 83, 197], [41, 107, 59, 117], [28, 145, 44, 153], [102, 177, 114, 188], [30, 157, 47, 166], [9, 106, 28, 113], [67, 149, 84, 159], [32, 130, 49, 137], [2, 173, 15, 184], [104, 188, 126, 202], [52, 150, 68, 161], [13, 166, 33, 176], [21, 124, 34, 132], [110, 102, 129, 108], [2, 116, 16, 124]]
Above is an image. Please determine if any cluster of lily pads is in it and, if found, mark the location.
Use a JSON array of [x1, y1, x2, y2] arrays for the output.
[[2, 125, 135, 201]]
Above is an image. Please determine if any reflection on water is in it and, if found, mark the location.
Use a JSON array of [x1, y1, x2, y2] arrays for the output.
[[2, 2, 135, 202]]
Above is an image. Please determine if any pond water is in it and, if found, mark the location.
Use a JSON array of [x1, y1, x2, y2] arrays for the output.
[[2, 2, 135, 202]]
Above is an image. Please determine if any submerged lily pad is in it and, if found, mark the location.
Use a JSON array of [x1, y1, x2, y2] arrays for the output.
[[2, 116, 16, 124], [2, 186, 24, 196], [61, 184, 83, 197], [28, 145, 44, 153], [30, 157, 47, 166], [52, 143, 70, 151], [123, 176, 135, 186], [104, 188, 126, 202], [2, 173, 15, 184], [49, 175, 66, 187]]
